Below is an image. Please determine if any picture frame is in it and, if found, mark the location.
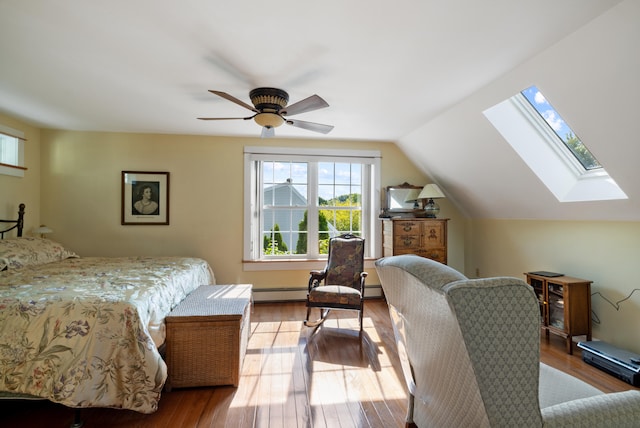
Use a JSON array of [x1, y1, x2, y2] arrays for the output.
[[121, 171, 170, 225]]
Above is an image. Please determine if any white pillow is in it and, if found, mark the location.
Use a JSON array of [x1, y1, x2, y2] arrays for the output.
[[0, 237, 79, 270]]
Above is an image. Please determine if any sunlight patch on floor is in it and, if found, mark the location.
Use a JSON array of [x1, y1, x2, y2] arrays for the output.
[[229, 313, 407, 412]]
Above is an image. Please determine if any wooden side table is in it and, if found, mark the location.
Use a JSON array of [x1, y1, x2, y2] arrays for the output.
[[525, 272, 591, 354]]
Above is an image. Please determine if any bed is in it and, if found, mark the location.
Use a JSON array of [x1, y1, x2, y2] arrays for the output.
[[0, 204, 215, 414]]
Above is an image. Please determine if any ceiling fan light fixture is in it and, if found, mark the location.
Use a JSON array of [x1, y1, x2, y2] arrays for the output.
[[254, 112, 285, 128]]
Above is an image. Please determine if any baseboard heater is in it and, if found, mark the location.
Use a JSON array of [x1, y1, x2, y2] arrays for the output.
[[252, 284, 384, 302], [577, 340, 640, 387]]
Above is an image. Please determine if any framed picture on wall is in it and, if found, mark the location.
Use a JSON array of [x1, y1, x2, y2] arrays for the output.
[[121, 171, 170, 225]]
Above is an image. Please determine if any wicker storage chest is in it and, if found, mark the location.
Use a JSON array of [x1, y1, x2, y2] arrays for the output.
[[165, 284, 252, 390]]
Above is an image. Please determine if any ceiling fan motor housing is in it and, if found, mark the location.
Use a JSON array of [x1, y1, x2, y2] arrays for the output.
[[250, 87, 289, 112]]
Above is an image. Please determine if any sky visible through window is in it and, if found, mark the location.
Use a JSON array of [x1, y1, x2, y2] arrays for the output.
[[521, 85, 601, 170], [264, 161, 362, 203]]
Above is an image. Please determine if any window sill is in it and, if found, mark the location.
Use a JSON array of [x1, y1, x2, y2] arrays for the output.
[[0, 162, 27, 177], [0, 162, 27, 170], [243, 258, 378, 272]]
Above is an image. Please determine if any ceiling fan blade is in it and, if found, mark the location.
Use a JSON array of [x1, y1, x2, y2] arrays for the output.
[[286, 119, 334, 134], [197, 115, 255, 121], [261, 126, 275, 138], [204, 51, 259, 87], [209, 90, 257, 112], [282, 94, 329, 116]]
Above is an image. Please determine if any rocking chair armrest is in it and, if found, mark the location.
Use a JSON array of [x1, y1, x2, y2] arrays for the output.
[[308, 269, 327, 290], [310, 269, 326, 280], [359, 271, 368, 296]]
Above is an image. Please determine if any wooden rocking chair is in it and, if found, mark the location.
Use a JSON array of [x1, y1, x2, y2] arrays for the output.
[[304, 233, 367, 333]]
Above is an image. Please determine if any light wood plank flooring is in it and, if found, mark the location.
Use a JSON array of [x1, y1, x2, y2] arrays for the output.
[[2, 300, 637, 427]]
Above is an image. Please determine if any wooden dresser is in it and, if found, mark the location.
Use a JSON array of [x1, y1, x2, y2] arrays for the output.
[[382, 218, 448, 264]]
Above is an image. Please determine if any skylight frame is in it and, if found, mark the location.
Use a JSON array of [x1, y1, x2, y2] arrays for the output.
[[520, 85, 602, 172], [483, 88, 627, 203], [512, 93, 596, 178]]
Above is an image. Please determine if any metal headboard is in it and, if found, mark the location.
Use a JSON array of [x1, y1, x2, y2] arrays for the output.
[[0, 203, 25, 239]]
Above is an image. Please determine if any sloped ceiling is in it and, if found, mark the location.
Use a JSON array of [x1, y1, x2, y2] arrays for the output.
[[399, 0, 640, 220], [1, 0, 637, 220]]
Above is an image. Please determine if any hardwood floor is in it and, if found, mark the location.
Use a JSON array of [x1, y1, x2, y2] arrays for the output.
[[3, 300, 637, 427]]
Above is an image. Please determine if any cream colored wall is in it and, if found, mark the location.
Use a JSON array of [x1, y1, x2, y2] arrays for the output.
[[467, 219, 640, 353], [7, 118, 638, 353], [0, 113, 41, 233], [38, 129, 464, 289], [371, 141, 467, 272]]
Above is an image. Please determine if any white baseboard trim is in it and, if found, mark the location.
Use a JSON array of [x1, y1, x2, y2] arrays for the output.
[[252, 284, 384, 302]]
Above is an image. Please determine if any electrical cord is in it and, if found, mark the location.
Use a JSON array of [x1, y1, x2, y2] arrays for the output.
[[590, 288, 640, 325]]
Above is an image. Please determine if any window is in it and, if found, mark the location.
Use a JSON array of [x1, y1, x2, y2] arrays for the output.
[[521, 86, 601, 171], [483, 86, 626, 202], [244, 146, 381, 268], [0, 124, 26, 177]]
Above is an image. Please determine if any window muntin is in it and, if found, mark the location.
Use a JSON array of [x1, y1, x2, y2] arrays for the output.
[[521, 85, 601, 171], [261, 161, 364, 257], [245, 147, 380, 264], [317, 162, 362, 254], [262, 161, 309, 256]]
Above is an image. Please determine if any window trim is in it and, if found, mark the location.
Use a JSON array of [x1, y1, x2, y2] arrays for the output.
[[243, 146, 381, 271]]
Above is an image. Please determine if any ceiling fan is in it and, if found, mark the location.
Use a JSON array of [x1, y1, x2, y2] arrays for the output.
[[198, 87, 334, 138]]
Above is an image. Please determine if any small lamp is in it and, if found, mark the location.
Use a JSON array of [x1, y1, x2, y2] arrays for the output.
[[403, 188, 422, 209], [416, 184, 445, 218], [33, 225, 53, 239]]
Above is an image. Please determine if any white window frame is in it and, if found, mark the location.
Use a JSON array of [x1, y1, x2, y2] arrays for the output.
[[243, 146, 381, 271], [483, 93, 627, 202], [0, 124, 26, 178]]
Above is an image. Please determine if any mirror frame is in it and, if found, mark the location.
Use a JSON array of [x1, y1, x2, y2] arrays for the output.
[[385, 182, 423, 214]]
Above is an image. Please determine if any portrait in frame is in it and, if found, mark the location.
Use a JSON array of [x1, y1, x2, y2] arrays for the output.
[[121, 171, 170, 225]]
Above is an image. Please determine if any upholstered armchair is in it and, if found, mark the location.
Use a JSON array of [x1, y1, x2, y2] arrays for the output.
[[375, 254, 640, 428], [305, 233, 367, 333]]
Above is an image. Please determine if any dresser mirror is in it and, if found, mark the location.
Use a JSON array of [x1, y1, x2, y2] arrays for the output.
[[385, 182, 423, 214]]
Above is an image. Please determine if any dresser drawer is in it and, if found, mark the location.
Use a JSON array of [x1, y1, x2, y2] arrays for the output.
[[393, 220, 421, 236], [393, 234, 421, 250], [415, 248, 446, 264]]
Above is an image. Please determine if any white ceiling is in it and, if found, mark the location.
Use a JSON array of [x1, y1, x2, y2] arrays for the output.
[[0, 0, 621, 140], [3, 0, 638, 220]]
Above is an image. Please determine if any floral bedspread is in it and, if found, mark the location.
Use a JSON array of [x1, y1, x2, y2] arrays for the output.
[[0, 257, 214, 413]]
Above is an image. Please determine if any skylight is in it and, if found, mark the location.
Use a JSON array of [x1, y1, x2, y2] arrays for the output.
[[521, 86, 601, 171], [483, 86, 627, 202]]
